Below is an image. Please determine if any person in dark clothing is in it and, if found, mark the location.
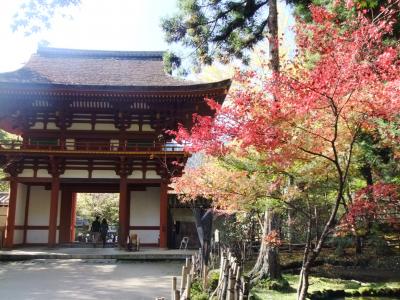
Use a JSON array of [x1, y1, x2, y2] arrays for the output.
[[91, 216, 101, 247], [100, 218, 109, 248]]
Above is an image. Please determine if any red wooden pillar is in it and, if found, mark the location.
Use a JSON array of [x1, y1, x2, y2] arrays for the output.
[[5, 179, 18, 248], [70, 192, 77, 242], [48, 175, 60, 247], [22, 185, 31, 244], [126, 191, 131, 238], [119, 175, 128, 247], [59, 190, 73, 244], [159, 180, 168, 248]]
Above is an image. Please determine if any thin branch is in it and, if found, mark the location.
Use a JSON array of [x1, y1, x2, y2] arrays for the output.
[[298, 146, 336, 163]]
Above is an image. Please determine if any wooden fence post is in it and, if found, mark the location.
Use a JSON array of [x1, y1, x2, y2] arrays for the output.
[[234, 266, 241, 300], [172, 276, 177, 300], [227, 267, 236, 300], [180, 265, 188, 295]]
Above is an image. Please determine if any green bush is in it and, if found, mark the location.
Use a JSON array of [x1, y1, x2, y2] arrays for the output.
[[370, 235, 392, 255], [207, 270, 220, 291], [310, 286, 400, 299], [190, 279, 209, 300], [328, 236, 353, 257], [255, 277, 292, 292]]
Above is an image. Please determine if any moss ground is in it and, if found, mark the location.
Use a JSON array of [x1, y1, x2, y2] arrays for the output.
[[250, 274, 400, 300]]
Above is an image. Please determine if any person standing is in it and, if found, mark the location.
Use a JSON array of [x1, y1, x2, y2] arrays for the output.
[[100, 218, 109, 248], [90, 216, 101, 248]]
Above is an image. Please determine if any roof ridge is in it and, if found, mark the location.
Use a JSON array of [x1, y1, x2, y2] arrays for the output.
[[37, 47, 165, 60]]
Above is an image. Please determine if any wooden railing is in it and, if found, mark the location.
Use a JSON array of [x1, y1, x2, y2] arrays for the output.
[[0, 140, 185, 152], [168, 248, 249, 300]]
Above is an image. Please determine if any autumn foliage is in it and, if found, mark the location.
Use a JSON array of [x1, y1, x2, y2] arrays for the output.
[[171, 5, 400, 169], [341, 183, 400, 235]]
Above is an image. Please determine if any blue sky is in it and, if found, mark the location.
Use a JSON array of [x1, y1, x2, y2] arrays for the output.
[[0, 0, 179, 72]]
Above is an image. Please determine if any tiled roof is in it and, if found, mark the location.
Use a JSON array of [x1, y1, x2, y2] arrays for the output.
[[0, 192, 8, 206], [0, 47, 199, 87]]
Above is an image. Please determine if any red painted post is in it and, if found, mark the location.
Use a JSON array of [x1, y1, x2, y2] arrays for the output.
[[22, 185, 31, 244], [5, 179, 18, 248], [70, 192, 77, 242], [48, 176, 60, 247], [119, 175, 128, 247], [59, 190, 72, 244]]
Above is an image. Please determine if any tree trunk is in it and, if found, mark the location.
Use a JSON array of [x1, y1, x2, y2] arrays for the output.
[[249, 209, 281, 283], [297, 183, 344, 299], [354, 162, 373, 255], [297, 200, 312, 300], [355, 236, 363, 255], [249, 0, 282, 285], [193, 208, 213, 265], [268, 0, 279, 75], [287, 208, 292, 252]]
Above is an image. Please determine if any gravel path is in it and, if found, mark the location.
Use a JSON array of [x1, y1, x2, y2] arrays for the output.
[[0, 259, 181, 300]]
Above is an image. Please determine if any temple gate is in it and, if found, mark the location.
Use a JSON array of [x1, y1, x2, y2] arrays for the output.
[[0, 47, 230, 248]]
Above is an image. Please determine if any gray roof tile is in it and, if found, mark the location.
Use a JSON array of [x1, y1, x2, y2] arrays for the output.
[[0, 47, 198, 87]]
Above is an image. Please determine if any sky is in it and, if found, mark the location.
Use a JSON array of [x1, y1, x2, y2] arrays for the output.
[[0, 0, 295, 75], [0, 0, 179, 72]]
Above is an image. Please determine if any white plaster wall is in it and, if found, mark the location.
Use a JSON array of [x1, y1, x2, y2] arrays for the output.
[[130, 187, 160, 244], [145, 170, 161, 179], [130, 187, 160, 226], [13, 229, 24, 244], [126, 124, 140, 131], [37, 169, 51, 178], [15, 183, 27, 226], [128, 171, 143, 179], [92, 170, 119, 179], [26, 230, 48, 243], [46, 122, 58, 130], [30, 122, 44, 129], [171, 208, 195, 222], [28, 186, 51, 226], [26, 186, 61, 244], [68, 123, 91, 130], [61, 170, 89, 178], [66, 138, 75, 150], [95, 123, 118, 131], [129, 229, 159, 244], [142, 124, 155, 132], [18, 169, 34, 177]]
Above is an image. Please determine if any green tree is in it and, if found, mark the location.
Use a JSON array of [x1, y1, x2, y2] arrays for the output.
[[162, 0, 278, 66], [76, 193, 119, 225], [11, 0, 81, 36]]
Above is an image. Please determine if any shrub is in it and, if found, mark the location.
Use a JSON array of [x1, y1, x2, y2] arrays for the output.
[[190, 279, 208, 300], [207, 270, 220, 291], [255, 277, 292, 292]]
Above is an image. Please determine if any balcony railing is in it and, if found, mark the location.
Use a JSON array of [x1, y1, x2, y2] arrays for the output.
[[0, 140, 185, 153]]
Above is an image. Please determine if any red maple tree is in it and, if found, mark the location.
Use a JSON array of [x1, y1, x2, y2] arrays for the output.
[[170, 3, 400, 299]]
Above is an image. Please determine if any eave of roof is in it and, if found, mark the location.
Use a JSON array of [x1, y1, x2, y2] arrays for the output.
[[0, 79, 231, 98]]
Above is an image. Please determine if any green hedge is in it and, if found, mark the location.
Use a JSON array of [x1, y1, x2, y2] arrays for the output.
[[309, 287, 400, 299]]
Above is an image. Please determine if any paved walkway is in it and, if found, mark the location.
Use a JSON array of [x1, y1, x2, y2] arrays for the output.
[[0, 247, 195, 261], [0, 259, 182, 300]]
